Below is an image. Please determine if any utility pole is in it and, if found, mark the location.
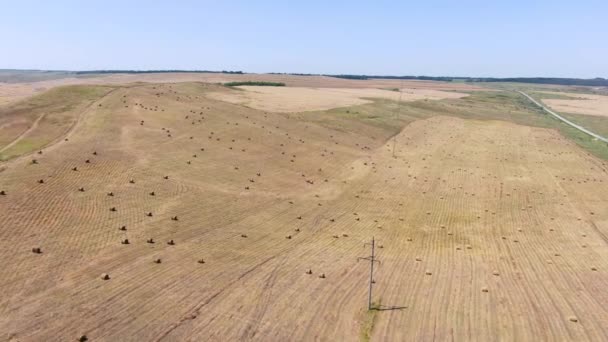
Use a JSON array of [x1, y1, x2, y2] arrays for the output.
[[358, 237, 380, 310]]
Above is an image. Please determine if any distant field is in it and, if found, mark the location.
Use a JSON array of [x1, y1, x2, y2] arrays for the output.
[[537, 91, 608, 117], [0, 70, 75, 83], [0, 75, 606, 341], [207, 86, 469, 112], [0, 72, 485, 109]]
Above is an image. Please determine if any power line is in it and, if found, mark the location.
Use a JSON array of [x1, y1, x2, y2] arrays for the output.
[[358, 236, 381, 310]]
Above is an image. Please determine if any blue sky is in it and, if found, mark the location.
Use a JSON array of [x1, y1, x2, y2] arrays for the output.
[[1, 0, 606, 77]]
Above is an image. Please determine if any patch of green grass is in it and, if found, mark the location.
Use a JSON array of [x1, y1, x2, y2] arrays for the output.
[[4, 138, 40, 155], [557, 112, 608, 138], [360, 300, 381, 342], [0, 85, 113, 160], [529, 91, 582, 100], [545, 115, 608, 160]]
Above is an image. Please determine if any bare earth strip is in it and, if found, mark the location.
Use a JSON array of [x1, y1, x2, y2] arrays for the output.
[[206, 86, 469, 112], [540, 91, 608, 117], [0, 83, 607, 341]]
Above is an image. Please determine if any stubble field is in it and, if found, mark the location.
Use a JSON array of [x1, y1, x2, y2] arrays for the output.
[[0, 77, 607, 341]]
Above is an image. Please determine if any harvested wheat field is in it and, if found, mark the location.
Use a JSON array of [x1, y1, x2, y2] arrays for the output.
[[540, 91, 608, 117], [0, 80, 607, 341], [207, 86, 468, 112]]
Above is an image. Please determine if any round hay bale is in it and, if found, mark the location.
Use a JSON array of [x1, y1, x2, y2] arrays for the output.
[[568, 316, 578, 323], [319, 273, 326, 279], [121, 239, 129, 244], [425, 270, 432, 275], [167, 240, 175, 245], [481, 287, 489, 293], [101, 273, 110, 280], [78, 335, 88, 342], [198, 259, 205, 264], [147, 238, 154, 244], [32, 247, 42, 254], [493, 270, 500, 276], [154, 258, 162, 264]]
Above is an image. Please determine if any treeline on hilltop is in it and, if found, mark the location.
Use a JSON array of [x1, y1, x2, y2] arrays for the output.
[[5, 69, 604, 87], [75, 70, 243, 75], [470, 77, 608, 87], [324, 74, 608, 87]]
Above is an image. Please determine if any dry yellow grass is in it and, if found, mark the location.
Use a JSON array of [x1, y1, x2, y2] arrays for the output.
[[207, 86, 468, 112], [0, 81, 607, 341], [541, 91, 608, 117], [0, 85, 114, 161]]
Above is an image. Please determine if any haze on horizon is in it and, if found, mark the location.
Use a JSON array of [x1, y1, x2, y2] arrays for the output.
[[1, 0, 606, 78]]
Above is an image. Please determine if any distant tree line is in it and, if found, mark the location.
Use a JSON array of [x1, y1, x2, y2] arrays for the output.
[[467, 77, 608, 87], [10, 68, 603, 87], [324, 74, 608, 86], [224, 81, 285, 87], [74, 70, 243, 75]]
